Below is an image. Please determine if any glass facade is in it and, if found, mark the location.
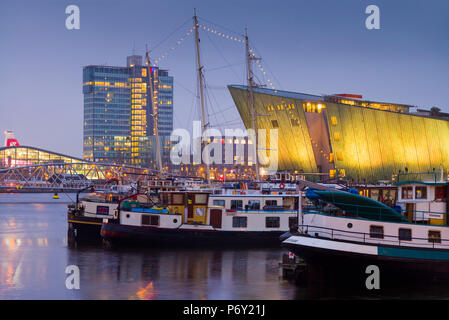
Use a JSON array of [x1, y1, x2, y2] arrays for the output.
[[0, 146, 150, 180], [229, 85, 449, 183], [83, 56, 173, 168]]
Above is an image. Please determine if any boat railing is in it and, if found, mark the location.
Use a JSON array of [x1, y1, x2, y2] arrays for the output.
[[225, 208, 297, 214], [303, 202, 448, 225], [299, 224, 449, 249]]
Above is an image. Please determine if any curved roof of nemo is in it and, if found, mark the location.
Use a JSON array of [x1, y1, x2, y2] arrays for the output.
[[228, 85, 323, 101]]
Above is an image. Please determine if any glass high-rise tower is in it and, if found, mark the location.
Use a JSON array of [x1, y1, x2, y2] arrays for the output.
[[83, 56, 173, 168]]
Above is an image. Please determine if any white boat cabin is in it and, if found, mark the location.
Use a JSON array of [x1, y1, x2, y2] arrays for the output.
[[118, 191, 301, 232], [80, 192, 126, 219], [396, 180, 448, 225]]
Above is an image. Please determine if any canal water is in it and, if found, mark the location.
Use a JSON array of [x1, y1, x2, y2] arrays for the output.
[[1, 193, 449, 300]]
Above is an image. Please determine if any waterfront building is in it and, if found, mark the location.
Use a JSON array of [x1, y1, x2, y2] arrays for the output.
[[177, 136, 256, 181], [229, 85, 449, 183], [83, 56, 174, 168]]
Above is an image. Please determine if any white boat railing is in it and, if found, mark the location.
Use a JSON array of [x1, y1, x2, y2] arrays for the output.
[[300, 224, 449, 250]]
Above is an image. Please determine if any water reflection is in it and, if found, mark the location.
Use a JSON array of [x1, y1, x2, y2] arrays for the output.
[[65, 247, 295, 300], [2, 193, 449, 299]]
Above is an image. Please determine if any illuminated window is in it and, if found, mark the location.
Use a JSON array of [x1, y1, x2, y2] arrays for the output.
[[331, 117, 338, 125], [336, 152, 343, 161], [415, 186, 427, 199], [334, 132, 340, 141]]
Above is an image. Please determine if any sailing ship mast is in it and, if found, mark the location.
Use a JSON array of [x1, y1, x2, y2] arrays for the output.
[[193, 9, 210, 184], [245, 28, 260, 181], [146, 45, 163, 175]]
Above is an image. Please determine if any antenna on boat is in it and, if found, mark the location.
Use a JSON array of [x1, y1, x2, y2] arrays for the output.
[[245, 28, 260, 181], [146, 44, 164, 176], [193, 8, 210, 184]]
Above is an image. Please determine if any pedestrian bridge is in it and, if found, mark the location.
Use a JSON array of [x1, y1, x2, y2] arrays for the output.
[[0, 146, 157, 191]]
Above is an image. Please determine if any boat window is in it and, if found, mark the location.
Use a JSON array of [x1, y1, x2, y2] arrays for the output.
[[382, 189, 396, 203], [436, 186, 447, 200], [398, 228, 412, 241], [266, 217, 280, 228], [401, 186, 413, 200], [248, 200, 260, 210], [161, 193, 169, 205], [415, 186, 427, 200], [213, 199, 225, 207], [232, 216, 247, 228], [370, 189, 379, 201], [96, 206, 110, 215], [194, 194, 208, 205], [369, 225, 384, 239], [265, 200, 277, 206], [141, 215, 159, 226], [172, 193, 184, 205], [289, 217, 298, 228], [428, 230, 441, 244], [231, 200, 243, 210]]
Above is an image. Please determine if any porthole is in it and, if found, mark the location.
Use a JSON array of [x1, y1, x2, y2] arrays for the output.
[[126, 214, 130, 218], [347, 223, 353, 228], [173, 219, 178, 223]]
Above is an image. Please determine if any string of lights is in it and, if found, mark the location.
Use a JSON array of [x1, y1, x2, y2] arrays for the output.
[[153, 28, 194, 65], [198, 21, 277, 90], [249, 48, 275, 90], [198, 23, 245, 44]]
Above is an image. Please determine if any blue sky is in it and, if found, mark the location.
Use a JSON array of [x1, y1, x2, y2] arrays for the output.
[[0, 0, 448, 157]]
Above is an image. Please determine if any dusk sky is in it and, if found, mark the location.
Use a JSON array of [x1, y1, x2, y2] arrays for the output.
[[0, 0, 448, 157]]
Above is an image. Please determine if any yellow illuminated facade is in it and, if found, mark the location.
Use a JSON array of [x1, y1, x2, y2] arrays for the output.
[[229, 85, 449, 183]]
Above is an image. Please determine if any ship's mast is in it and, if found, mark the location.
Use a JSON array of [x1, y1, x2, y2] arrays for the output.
[[146, 45, 163, 176], [245, 28, 260, 181], [193, 9, 210, 184]]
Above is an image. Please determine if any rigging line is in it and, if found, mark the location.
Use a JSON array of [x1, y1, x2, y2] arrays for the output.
[[205, 85, 239, 131], [174, 80, 196, 97], [204, 84, 228, 120], [202, 86, 229, 90], [203, 76, 230, 132], [197, 16, 245, 38], [209, 105, 237, 115], [203, 31, 242, 81], [203, 82, 222, 130], [150, 17, 192, 52], [216, 119, 244, 125], [205, 62, 245, 72], [185, 93, 197, 130]]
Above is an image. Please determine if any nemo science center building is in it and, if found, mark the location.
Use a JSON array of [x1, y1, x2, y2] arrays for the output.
[[228, 85, 449, 183]]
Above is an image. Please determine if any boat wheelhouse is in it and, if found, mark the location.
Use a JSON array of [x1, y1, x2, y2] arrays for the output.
[[67, 187, 136, 243], [282, 173, 449, 280], [101, 190, 301, 246]]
